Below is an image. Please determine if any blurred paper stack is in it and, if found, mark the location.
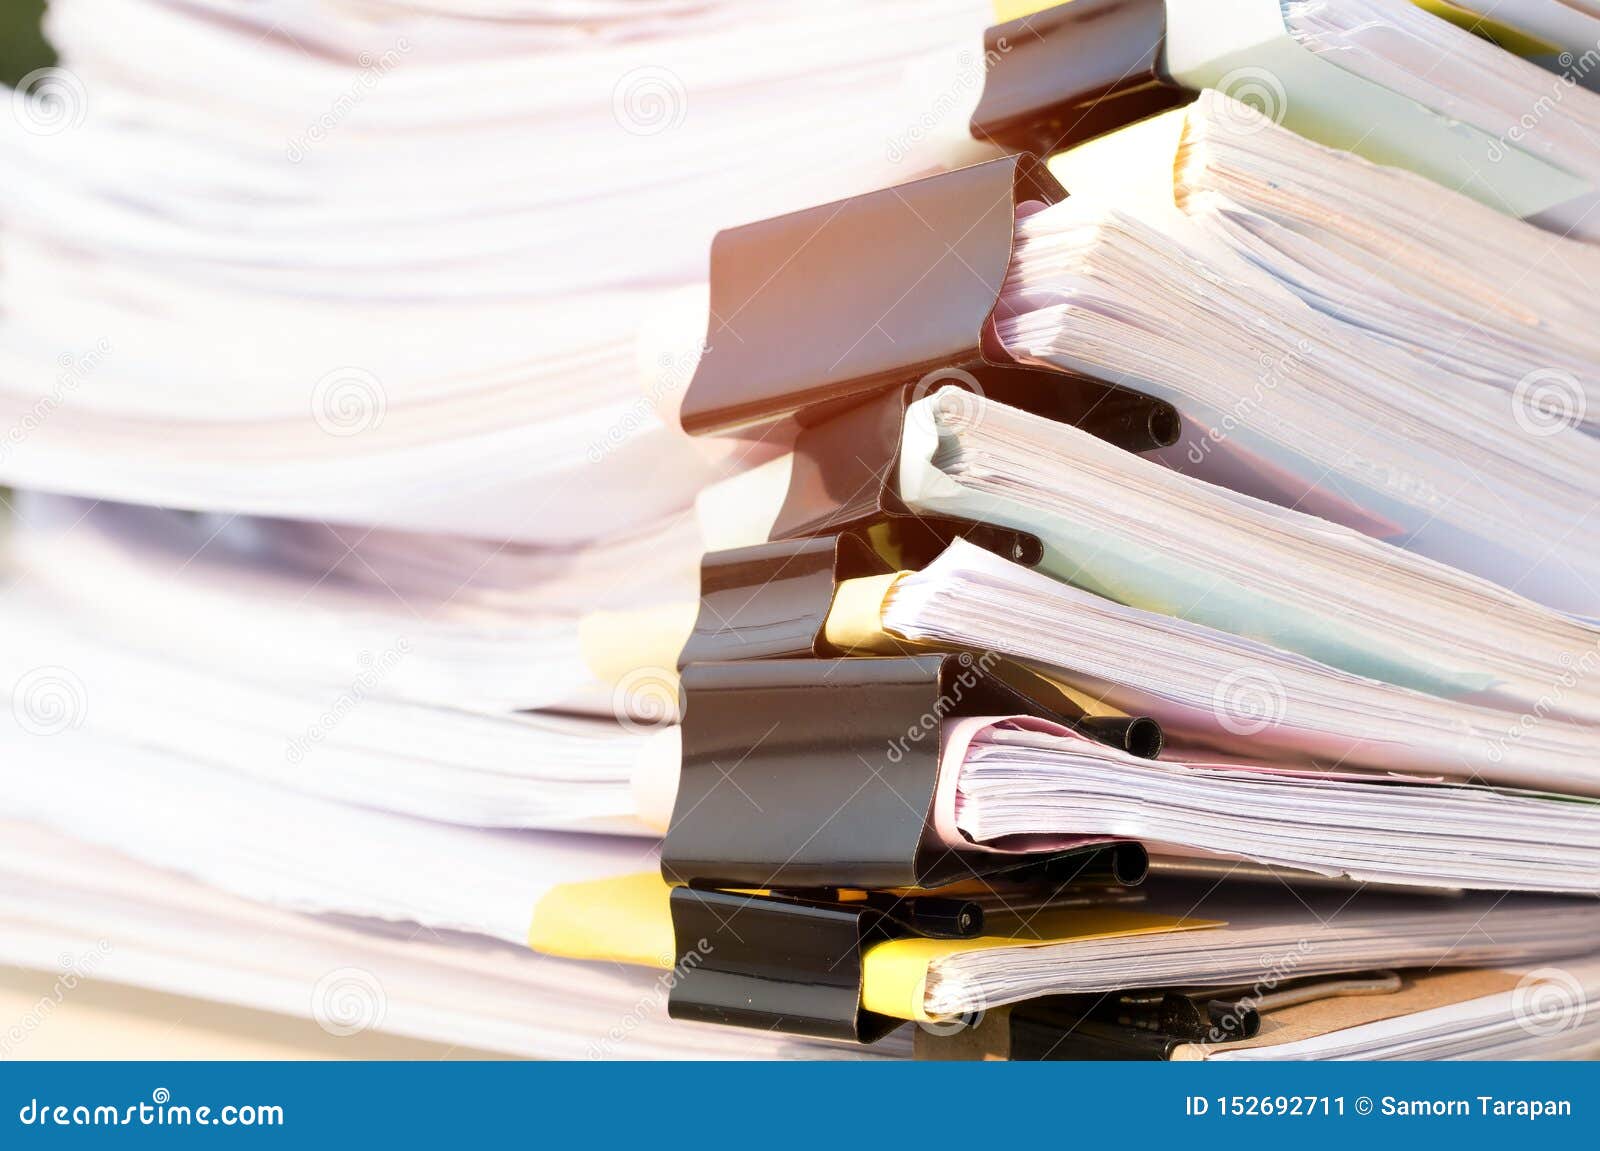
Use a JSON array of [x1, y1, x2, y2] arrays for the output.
[[0, 0, 1000, 1058]]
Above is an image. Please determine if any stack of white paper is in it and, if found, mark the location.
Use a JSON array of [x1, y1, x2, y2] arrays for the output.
[[6, 493, 699, 716], [0, 718, 659, 944], [996, 176, 1600, 609], [1284, 0, 1600, 185], [921, 886, 1600, 1018], [952, 716, 1600, 890], [1200, 960, 1600, 1061], [886, 538, 1600, 794], [0, 821, 893, 1060], [1173, 91, 1600, 434], [0, 0, 996, 538], [897, 392, 1600, 715]]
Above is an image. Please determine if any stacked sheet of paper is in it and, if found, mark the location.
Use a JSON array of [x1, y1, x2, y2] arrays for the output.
[[1284, 0, 1600, 185], [0, 0, 996, 539], [998, 161, 1600, 611], [1174, 91, 1600, 434], [0, 822, 892, 1060]]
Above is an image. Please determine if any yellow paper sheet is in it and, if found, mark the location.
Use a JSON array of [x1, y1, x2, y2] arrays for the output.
[[1410, 1, 1560, 57], [823, 573, 918, 655], [531, 874, 1222, 1022], [528, 872, 678, 970], [993, 0, 1060, 22], [863, 909, 1221, 1022], [578, 601, 697, 688]]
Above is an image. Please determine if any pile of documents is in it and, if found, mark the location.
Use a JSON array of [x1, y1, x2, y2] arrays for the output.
[[3, 0, 1600, 1060]]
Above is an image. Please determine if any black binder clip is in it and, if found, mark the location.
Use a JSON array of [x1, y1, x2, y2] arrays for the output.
[[912, 989, 1261, 1061], [970, 0, 1189, 156], [679, 154, 1179, 541], [678, 524, 1041, 666], [666, 886, 976, 1043], [663, 653, 1158, 892], [915, 972, 1405, 1060], [765, 382, 1175, 543], [666, 852, 1150, 1043], [682, 156, 1177, 437]]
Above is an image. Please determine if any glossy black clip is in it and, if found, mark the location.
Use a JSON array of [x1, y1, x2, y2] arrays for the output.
[[678, 522, 1042, 666], [765, 383, 1173, 542], [666, 858, 1150, 1043], [680, 154, 1179, 442], [666, 887, 978, 1043], [915, 989, 1262, 1061], [971, 0, 1189, 155], [664, 653, 1160, 892]]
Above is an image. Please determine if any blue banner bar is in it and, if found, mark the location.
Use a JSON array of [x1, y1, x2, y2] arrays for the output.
[[2, 1060, 1595, 1149]]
